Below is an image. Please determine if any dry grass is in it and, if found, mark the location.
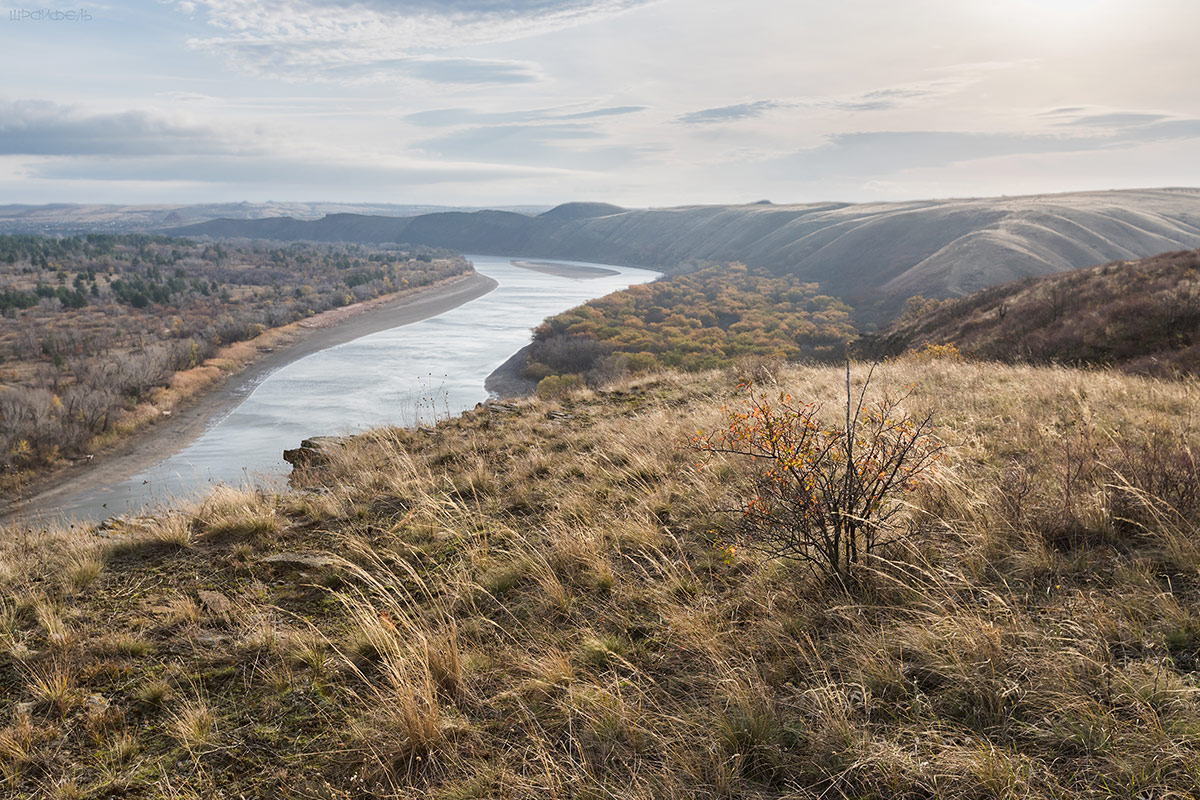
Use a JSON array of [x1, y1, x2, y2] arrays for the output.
[[167, 693, 216, 756], [1, 361, 1199, 797], [193, 486, 280, 543]]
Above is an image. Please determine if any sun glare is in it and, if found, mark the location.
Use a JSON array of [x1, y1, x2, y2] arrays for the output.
[[980, 0, 1127, 28]]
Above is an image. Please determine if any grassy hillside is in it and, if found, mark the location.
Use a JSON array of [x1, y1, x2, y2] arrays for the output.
[[3, 361, 1200, 798], [172, 189, 1200, 318], [861, 248, 1200, 376]]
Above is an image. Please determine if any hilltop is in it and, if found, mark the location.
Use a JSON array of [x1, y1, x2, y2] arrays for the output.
[[170, 189, 1200, 318], [861, 248, 1200, 376], [3, 360, 1200, 797]]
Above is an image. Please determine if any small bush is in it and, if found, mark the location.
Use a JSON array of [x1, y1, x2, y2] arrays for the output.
[[535, 374, 585, 400], [693, 364, 945, 578]]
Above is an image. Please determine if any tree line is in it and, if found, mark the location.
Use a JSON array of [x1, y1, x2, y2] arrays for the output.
[[524, 262, 858, 395], [0, 234, 470, 482]]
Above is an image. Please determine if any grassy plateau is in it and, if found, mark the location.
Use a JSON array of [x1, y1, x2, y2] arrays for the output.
[[1, 357, 1199, 798]]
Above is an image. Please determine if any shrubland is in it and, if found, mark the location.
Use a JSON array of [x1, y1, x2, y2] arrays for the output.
[[2, 359, 1199, 797], [0, 234, 470, 486]]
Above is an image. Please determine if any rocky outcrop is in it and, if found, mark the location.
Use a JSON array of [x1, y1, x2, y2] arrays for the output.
[[282, 436, 344, 470]]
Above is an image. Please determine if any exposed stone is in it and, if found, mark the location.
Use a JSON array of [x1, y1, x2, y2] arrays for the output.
[[488, 402, 518, 414], [198, 590, 232, 615], [260, 552, 343, 571], [283, 436, 343, 470]]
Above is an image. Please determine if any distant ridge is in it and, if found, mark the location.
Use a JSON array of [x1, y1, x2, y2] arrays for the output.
[[0, 202, 551, 235], [169, 188, 1200, 319], [538, 202, 626, 221]]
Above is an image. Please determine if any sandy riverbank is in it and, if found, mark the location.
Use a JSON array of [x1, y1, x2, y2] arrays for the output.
[[485, 344, 538, 399], [4, 271, 497, 523]]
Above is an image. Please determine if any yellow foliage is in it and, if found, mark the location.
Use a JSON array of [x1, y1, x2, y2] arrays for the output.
[[910, 342, 964, 361]]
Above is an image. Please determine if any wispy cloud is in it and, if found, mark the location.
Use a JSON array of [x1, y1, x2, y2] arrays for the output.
[[767, 122, 1200, 180], [1057, 112, 1169, 128], [558, 106, 648, 120], [674, 81, 957, 125], [405, 105, 646, 127], [831, 87, 937, 112], [0, 97, 580, 190], [675, 100, 781, 125], [0, 100, 244, 157], [414, 122, 643, 168], [175, 0, 660, 83], [322, 56, 543, 86], [28, 154, 568, 186]]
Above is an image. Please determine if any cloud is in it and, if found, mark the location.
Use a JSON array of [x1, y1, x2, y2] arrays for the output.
[[0, 97, 587, 190], [414, 121, 651, 170], [1037, 109, 1200, 138], [675, 101, 782, 125], [405, 105, 646, 127], [767, 122, 1200, 181], [261, 0, 647, 14], [1059, 112, 1169, 128], [1136, 119, 1200, 140], [831, 87, 938, 112], [27, 154, 568, 186], [417, 123, 601, 160], [557, 106, 647, 120], [0, 100, 242, 157], [322, 56, 542, 85], [175, 0, 660, 83], [674, 82, 957, 125], [773, 131, 1098, 179], [1039, 107, 1089, 117]]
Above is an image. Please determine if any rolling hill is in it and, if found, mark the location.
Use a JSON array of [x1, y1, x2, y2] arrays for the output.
[[170, 189, 1200, 318]]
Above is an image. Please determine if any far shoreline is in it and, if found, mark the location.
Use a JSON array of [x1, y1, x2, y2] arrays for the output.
[[4, 271, 498, 524]]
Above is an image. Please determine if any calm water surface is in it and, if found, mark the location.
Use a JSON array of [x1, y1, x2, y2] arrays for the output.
[[53, 256, 658, 521]]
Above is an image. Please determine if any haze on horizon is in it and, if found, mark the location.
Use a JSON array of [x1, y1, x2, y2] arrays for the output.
[[2, 0, 1198, 208]]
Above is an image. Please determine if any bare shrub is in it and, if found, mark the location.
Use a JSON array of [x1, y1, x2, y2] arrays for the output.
[[693, 363, 945, 578]]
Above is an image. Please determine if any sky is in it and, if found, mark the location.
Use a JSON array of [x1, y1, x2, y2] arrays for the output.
[[2, 0, 1199, 206]]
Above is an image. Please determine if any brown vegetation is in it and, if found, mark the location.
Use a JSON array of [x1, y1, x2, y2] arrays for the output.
[[2, 360, 1200, 797], [861, 248, 1200, 376]]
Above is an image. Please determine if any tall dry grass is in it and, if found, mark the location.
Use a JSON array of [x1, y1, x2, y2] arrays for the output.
[[1, 361, 1198, 797]]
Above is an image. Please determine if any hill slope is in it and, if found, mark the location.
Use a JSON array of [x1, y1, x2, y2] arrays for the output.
[[861, 248, 1200, 375], [3, 362, 1200, 797], [171, 188, 1200, 316]]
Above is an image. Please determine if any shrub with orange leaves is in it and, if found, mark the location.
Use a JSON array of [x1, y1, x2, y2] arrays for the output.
[[910, 342, 963, 361], [692, 364, 945, 579]]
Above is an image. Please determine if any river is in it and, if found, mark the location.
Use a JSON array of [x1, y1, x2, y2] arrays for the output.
[[46, 256, 659, 522]]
